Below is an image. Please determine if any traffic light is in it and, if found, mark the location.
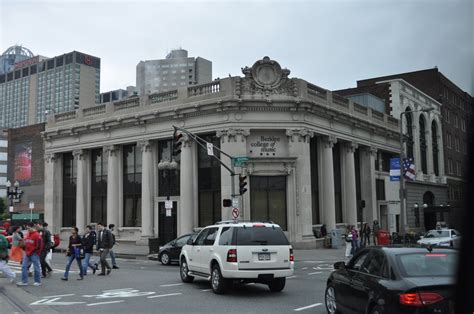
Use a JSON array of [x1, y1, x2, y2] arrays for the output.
[[173, 127, 184, 157], [239, 175, 248, 195]]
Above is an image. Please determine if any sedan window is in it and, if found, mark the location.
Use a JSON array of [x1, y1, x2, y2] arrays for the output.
[[365, 251, 386, 277], [350, 251, 370, 272]]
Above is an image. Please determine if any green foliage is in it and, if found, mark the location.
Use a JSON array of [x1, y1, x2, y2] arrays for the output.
[[0, 197, 6, 215]]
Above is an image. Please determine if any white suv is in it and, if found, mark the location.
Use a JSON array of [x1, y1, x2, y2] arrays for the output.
[[179, 221, 294, 294]]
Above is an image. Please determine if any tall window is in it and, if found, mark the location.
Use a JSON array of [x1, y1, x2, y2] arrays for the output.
[[431, 121, 439, 176], [62, 153, 76, 227], [91, 149, 107, 223], [198, 134, 221, 226], [405, 109, 414, 159], [250, 176, 287, 230], [158, 140, 180, 197], [310, 138, 320, 224], [419, 115, 427, 174], [123, 144, 142, 227]]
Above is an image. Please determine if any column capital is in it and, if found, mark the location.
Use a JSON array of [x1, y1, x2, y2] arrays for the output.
[[321, 135, 337, 148], [44, 153, 58, 163], [216, 128, 250, 142], [138, 140, 153, 153], [72, 149, 86, 160], [286, 128, 314, 143], [103, 145, 119, 157], [369, 146, 378, 156], [343, 141, 358, 153]]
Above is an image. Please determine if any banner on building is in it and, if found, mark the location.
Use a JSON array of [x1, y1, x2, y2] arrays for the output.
[[389, 158, 400, 181], [14, 142, 32, 186], [403, 158, 416, 180]]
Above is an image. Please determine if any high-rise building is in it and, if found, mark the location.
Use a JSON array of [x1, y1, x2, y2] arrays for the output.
[[136, 49, 211, 95], [100, 86, 137, 103], [0, 45, 35, 75], [0, 49, 100, 128]]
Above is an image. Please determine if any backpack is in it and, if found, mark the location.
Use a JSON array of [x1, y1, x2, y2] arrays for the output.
[[53, 234, 60, 248]]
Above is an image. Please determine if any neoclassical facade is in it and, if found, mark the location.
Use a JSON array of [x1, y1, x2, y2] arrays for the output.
[[43, 57, 400, 247]]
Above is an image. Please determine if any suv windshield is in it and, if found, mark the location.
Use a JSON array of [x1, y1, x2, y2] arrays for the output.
[[235, 226, 289, 246], [424, 230, 450, 238], [397, 252, 458, 277]]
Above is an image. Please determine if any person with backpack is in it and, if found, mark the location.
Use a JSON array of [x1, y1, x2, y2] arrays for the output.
[[82, 225, 98, 275], [40, 222, 53, 278], [0, 233, 16, 283], [17, 222, 42, 286]]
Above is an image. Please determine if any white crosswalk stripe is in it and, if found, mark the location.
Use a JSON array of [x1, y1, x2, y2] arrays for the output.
[[8, 261, 78, 274]]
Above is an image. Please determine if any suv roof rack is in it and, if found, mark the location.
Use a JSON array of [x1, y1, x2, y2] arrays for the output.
[[215, 220, 275, 225]]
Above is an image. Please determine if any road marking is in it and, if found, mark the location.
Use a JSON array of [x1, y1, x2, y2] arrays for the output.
[[294, 303, 322, 311], [308, 272, 322, 275], [87, 300, 125, 306], [201, 289, 212, 292], [287, 276, 298, 279], [40, 294, 75, 298], [159, 283, 183, 287], [301, 267, 308, 270], [147, 293, 182, 299]]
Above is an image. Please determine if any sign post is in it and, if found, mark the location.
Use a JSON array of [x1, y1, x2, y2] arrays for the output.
[[232, 157, 249, 167], [165, 200, 173, 217], [29, 201, 35, 222]]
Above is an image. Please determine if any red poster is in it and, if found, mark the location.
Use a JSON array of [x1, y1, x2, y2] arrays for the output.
[[14, 143, 32, 186]]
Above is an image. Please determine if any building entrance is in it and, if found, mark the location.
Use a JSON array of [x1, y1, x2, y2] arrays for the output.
[[158, 201, 177, 245], [250, 176, 287, 230]]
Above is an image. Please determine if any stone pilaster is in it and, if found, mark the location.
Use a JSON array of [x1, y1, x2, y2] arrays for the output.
[[342, 142, 358, 227], [319, 135, 337, 231], [360, 146, 378, 224], [73, 149, 87, 232], [44, 153, 62, 234], [139, 140, 154, 237], [179, 135, 194, 235], [286, 128, 314, 240], [104, 145, 119, 228]]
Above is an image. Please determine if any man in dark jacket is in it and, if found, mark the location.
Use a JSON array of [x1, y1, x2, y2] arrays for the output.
[[82, 225, 98, 275], [96, 222, 113, 276], [108, 224, 119, 269], [40, 222, 53, 278]]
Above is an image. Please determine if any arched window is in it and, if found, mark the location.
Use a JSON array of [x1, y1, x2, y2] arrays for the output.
[[419, 115, 427, 174], [431, 121, 439, 176], [423, 191, 435, 206], [405, 108, 414, 159]]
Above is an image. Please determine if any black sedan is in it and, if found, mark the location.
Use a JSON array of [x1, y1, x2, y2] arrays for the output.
[[325, 246, 457, 314], [158, 233, 196, 265]]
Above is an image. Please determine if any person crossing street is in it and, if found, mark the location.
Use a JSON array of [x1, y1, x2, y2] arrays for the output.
[[108, 224, 119, 269], [0, 233, 16, 283], [96, 222, 113, 276], [17, 223, 42, 287], [61, 227, 85, 281]]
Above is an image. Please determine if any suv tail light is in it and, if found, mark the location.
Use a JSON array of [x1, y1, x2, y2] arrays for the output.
[[399, 292, 444, 307], [227, 249, 237, 263], [289, 248, 294, 262]]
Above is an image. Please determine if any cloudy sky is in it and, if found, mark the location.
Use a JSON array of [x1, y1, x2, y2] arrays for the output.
[[1, 0, 472, 94]]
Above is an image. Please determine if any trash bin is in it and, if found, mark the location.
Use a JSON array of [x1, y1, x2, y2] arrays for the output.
[[331, 229, 342, 249], [148, 237, 160, 254], [377, 230, 390, 246]]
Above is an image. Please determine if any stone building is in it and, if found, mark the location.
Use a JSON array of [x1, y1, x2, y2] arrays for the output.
[[43, 57, 400, 247]]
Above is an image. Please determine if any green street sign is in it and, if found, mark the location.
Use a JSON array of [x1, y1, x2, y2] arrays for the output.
[[233, 156, 249, 167]]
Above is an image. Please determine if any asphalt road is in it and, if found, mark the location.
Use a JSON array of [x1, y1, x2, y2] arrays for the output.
[[3, 252, 347, 313]]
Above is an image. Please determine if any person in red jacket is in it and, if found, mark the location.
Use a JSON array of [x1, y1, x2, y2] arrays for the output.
[[17, 222, 42, 286]]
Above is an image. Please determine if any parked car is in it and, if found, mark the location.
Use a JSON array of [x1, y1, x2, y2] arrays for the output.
[[417, 229, 461, 248], [180, 221, 294, 294], [158, 233, 196, 265], [325, 246, 457, 314]]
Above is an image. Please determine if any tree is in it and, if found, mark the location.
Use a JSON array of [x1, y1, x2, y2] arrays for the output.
[[0, 197, 6, 215]]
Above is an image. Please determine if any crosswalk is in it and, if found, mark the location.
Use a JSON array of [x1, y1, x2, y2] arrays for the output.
[[7, 261, 78, 274]]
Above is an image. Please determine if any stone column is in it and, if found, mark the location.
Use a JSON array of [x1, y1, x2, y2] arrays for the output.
[[342, 142, 358, 227], [425, 121, 435, 182], [104, 145, 119, 228], [319, 135, 337, 231], [360, 146, 378, 224], [216, 128, 250, 221], [73, 150, 87, 233], [44, 153, 62, 234], [286, 128, 314, 240], [179, 135, 194, 235], [139, 140, 154, 237]]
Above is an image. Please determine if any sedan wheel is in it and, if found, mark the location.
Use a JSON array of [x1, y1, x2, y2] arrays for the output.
[[325, 285, 339, 314], [160, 252, 170, 265]]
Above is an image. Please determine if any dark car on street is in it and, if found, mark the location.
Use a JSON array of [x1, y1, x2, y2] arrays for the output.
[[158, 233, 196, 265], [325, 246, 457, 314]]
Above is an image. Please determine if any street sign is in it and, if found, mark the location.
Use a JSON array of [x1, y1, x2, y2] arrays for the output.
[[390, 158, 400, 181], [206, 143, 214, 156], [233, 156, 249, 167], [9, 206, 14, 213], [29, 201, 35, 209], [232, 208, 240, 219], [232, 198, 239, 208], [166, 209, 172, 217], [165, 200, 173, 209]]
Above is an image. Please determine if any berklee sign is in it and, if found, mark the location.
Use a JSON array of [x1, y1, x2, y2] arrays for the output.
[[247, 131, 288, 157]]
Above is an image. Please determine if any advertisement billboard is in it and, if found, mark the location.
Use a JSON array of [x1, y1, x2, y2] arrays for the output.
[[14, 142, 32, 186]]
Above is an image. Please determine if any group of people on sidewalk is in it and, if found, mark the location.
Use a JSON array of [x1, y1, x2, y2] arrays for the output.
[[345, 220, 380, 258], [0, 221, 119, 286]]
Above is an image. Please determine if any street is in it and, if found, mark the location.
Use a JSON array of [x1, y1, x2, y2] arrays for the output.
[[0, 249, 347, 313]]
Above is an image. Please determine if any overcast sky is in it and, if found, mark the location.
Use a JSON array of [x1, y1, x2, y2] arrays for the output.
[[1, 0, 472, 95]]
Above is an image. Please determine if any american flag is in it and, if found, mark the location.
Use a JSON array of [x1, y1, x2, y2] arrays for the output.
[[403, 158, 416, 180]]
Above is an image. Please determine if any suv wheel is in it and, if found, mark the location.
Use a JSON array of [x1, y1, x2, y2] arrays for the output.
[[268, 277, 286, 292], [160, 252, 170, 265], [180, 259, 194, 283], [211, 264, 228, 294]]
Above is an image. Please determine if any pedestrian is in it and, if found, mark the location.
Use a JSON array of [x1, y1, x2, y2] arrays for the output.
[[96, 222, 113, 276], [40, 222, 53, 278], [9, 226, 24, 263], [345, 225, 353, 259], [0, 232, 16, 283], [362, 223, 371, 246], [82, 225, 98, 276], [17, 222, 42, 286], [350, 225, 359, 255], [61, 227, 84, 281], [108, 224, 119, 269], [372, 220, 380, 245]]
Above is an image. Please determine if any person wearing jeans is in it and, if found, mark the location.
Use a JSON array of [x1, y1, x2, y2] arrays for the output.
[[17, 223, 42, 286], [61, 227, 84, 281], [82, 225, 98, 275]]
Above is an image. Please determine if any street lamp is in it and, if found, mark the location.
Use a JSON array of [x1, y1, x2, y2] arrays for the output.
[[158, 158, 178, 201], [6, 180, 22, 224], [399, 107, 434, 235]]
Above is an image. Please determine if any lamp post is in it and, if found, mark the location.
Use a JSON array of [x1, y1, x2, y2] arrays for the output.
[[6, 180, 22, 223], [157, 158, 178, 202], [399, 107, 434, 235]]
